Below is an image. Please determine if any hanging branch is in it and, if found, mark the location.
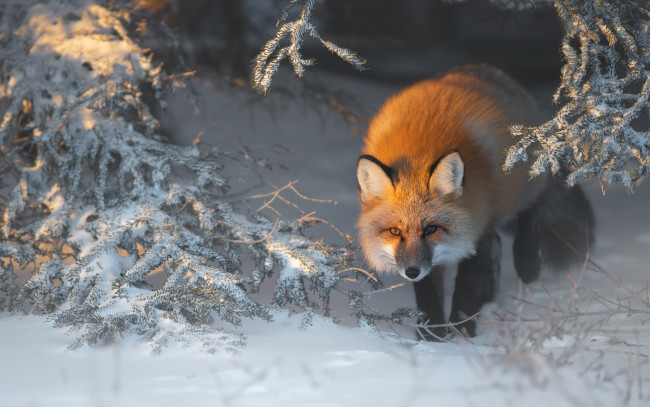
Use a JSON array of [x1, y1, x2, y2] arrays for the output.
[[251, 0, 366, 94], [504, 0, 650, 190]]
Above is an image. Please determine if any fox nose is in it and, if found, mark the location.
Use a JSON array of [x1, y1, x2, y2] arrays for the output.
[[405, 267, 420, 280]]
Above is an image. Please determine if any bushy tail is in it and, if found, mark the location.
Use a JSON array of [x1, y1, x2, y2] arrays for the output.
[[513, 180, 595, 283]]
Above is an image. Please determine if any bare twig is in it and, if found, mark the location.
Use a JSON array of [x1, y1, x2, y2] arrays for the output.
[[337, 267, 379, 283], [298, 211, 351, 242], [588, 259, 650, 308], [409, 313, 480, 342], [361, 283, 406, 296], [251, 180, 337, 208]]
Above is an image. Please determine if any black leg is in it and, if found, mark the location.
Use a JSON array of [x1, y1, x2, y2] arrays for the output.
[[513, 206, 542, 284], [412, 266, 446, 340], [450, 231, 501, 337]]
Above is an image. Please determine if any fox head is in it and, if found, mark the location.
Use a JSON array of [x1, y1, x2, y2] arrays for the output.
[[356, 150, 476, 281]]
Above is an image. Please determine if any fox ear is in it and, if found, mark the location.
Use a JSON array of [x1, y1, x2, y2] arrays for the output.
[[357, 155, 394, 203], [429, 151, 464, 198]]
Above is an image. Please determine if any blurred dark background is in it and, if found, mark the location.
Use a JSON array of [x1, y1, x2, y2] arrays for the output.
[[139, 0, 564, 86]]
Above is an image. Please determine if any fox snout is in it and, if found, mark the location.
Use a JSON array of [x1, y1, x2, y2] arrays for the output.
[[395, 240, 433, 282], [397, 263, 430, 282]]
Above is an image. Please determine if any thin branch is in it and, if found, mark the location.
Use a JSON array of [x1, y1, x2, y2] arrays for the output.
[[228, 217, 280, 245], [337, 267, 380, 283], [251, 0, 366, 94]]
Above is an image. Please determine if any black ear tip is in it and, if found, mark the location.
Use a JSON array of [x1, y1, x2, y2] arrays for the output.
[[427, 149, 465, 197], [356, 155, 372, 172], [429, 150, 464, 176], [358, 154, 377, 165], [357, 155, 395, 184]]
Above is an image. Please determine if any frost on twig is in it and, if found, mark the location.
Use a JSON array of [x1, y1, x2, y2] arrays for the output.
[[504, 0, 650, 190], [486, 259, 649, 404], [251, 0, 366, 94], [0, 0, 264, 353], [239, 180, 419, 332], [0, 0, 412, 353]]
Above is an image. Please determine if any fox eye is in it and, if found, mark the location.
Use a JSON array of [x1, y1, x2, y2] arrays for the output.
[[423, 225, 439, 236], [389, 227, 401, 236]]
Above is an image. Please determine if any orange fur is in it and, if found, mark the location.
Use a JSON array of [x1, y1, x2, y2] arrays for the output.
[[357, 65, 540, 279]]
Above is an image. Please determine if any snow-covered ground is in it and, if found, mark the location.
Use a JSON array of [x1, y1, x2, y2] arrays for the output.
[[3, 28, 650, 407]]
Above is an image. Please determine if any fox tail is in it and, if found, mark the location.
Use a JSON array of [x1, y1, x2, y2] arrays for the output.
[[513, 180, 595, 283]]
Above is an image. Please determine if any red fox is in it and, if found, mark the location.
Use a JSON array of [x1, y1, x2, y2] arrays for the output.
[[356, 65, 594, 339]]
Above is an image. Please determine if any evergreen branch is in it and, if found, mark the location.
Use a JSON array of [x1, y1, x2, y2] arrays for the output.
[[0, 0, 424, 354], [505, 0, 650, 190], [251, 0, 366, 94]]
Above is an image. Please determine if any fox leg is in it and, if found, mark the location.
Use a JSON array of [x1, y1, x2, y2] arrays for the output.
[[449, 231, 501, 337], [413, 266, 447, 340], [513, 206, 542, 284]]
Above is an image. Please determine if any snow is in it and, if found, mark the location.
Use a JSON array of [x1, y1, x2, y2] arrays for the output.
[[3, 67, 649, 405], [2, 293, 646, 407], [2, 3, 650, 407]]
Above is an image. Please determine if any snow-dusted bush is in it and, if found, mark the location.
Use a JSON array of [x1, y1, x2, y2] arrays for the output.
[[0, 0, 407, 353]]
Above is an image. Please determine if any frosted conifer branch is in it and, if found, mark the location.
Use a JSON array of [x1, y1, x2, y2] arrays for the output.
[[251, 0, 366, 94], [0, 0, 410, 353], [0, 0, 268, 351], [504, 0, 650, 190]]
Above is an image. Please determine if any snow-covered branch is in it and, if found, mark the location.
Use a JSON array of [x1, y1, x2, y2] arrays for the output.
[[251, 0, 366, 94], [504, 0, 650, 189], [0, 0, 408, 353]]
